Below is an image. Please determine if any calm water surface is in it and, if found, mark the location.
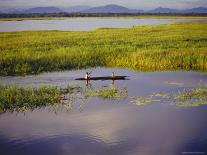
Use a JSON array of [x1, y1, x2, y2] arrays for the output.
[[0, 68, 207, 155], [0, 17, 207, 31]]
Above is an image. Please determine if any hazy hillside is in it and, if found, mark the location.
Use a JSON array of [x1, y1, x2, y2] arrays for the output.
[[82, 4, 143, 13]]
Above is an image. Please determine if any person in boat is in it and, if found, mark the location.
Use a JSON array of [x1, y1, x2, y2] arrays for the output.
[[85, 72, 90, 80], [85, 71, 92, 80]]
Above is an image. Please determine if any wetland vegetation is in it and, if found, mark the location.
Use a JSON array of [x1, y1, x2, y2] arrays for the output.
[[0, 22, 207, 76], [0, 83, 206, 112], [0, 85, 63, 112]]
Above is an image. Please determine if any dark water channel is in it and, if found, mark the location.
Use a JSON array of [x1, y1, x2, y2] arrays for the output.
[[0, 68, 207, 155]]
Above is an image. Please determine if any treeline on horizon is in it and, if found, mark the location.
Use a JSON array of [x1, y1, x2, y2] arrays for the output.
[[0, 12, 207, 18]]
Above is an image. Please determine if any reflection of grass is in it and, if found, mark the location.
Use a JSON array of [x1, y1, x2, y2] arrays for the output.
[[176, 87, 207, 106], [85, 86, 127, 99], [0, 22, 207, 76]]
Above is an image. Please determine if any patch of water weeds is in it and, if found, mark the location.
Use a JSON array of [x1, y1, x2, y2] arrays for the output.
[[130, 97, 160, 106], [0, 83, 206, 113], [85, 85, 128, 100], [176, 87, 207, 107], [131, 87, 207, 107]]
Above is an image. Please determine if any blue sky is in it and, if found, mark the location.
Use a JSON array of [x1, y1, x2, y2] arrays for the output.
[[0, 0, 207, 9]]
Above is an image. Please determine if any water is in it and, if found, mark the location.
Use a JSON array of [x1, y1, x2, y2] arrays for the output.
[[0, 17, 207, 32], [0, 68, 207, 155]]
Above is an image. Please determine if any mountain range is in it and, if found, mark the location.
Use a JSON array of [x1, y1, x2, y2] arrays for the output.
[[0, 4, 207, 14]]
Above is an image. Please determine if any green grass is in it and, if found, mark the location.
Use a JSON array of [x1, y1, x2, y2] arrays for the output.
[[0, 85, 81, 112], [0, 85, 64, 112], [0, 22, 207, 75]]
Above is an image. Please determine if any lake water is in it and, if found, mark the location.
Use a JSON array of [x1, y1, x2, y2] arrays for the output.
[[0, 17, 207, 32], [0, 68, 207, 155]]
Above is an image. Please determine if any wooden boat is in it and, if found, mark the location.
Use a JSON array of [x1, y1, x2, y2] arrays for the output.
[[75, 76, 129, 81]]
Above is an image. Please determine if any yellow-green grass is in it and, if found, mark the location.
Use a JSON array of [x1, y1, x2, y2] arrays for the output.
[[0, 22, 207, 75]]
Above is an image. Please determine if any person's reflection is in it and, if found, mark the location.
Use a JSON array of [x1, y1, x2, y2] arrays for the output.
[[85, 79, 92, 88], [112, 79, 115, 85]]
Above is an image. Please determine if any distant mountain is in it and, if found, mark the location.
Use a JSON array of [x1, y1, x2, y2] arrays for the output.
[[61, 5, 91, 13], [148, 7, 178, 13], [82, 4, 143, 13], [182, 7, 207, 13], [148, 6, 207, 14], [0, 5, 207, 14], [24, 7, 63, 13]]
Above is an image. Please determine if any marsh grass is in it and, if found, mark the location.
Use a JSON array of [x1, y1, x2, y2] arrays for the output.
[[0, 22, 207, 75], [0, 84, 86, 112], [0, 85, 63, 112]]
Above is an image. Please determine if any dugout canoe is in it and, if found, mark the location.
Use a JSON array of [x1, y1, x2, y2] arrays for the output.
[[75, 76, 129, 81]]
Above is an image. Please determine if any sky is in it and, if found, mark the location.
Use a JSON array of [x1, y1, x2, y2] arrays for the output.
[[0, 0, 207, 9]]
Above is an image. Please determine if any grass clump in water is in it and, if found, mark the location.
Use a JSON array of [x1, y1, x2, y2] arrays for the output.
[[85, 86, 127, 99], [131, 97, 160, 106], [0, 85, 63, 112]]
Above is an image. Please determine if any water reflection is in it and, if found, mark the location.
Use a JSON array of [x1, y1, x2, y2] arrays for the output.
[[0, 68, 207, 155], [0, 104, 207, 155]]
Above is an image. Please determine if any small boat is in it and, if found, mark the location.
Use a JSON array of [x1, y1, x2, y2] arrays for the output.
[[75, 76, 129, 81]]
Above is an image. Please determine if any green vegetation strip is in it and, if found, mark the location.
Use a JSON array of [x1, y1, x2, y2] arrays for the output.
[[0, 22, 207, 75]]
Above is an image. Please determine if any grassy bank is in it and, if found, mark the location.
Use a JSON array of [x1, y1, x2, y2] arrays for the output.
[[0, 22, 207, 75]]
